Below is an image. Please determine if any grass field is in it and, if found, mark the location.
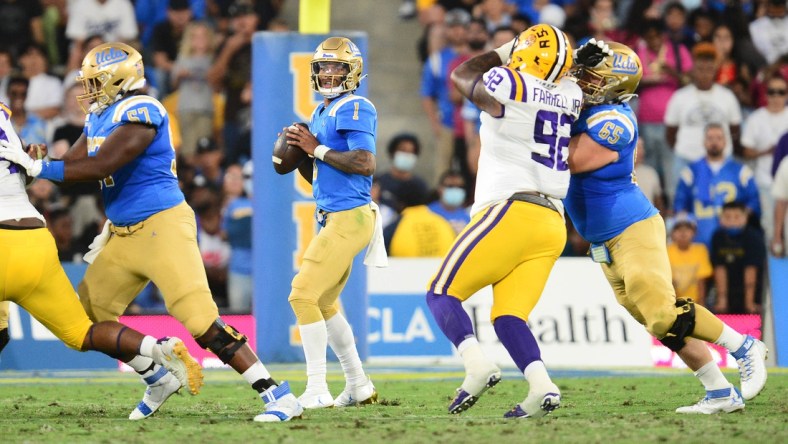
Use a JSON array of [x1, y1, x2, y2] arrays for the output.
[[1, 366, 786, 444]]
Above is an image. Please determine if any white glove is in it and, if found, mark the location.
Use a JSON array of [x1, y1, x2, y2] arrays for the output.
[[0, 139, 42, 176], [494, 37, 517, 64]]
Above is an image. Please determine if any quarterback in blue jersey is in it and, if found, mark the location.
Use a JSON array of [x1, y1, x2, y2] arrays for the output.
[[0, 42, 302, 422], [282, 37, 379, 409], [566, 41, 767, 413], [674, 123, 761, 250]]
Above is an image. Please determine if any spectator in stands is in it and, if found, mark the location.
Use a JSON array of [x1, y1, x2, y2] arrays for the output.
[[665, 43, 742, 197], [635, 18, 692, 195], [197, 201, 230, 308], [0, 0, 44, 59], [207, 0, 257, 165], [47, 207, 87, 263], [149, 0, 194, 96], [712, 23, 758, 88], [674, 123, 761, 250], [222, 161, 253, 313], [772, 156, 788, 256], [0, 49, 13, 105], [7, 77, 47, 146], [194, 136, 225, 189], [668, 217, 713, 307], [687, 8, 716, 46], [741, 74, 788, 240], [18, 43, 62, 121], [377, 133, 430, 213], [172, 21, 217, 163], [421, 8, 468, 181], [428, 170, 470, 234], [62, 35, 105, 90], [634, 138, 666, 214], [710, 201, 766, 315], [663, 2, 694, 51], [475, 0, 512, 33], [749, 0, 788, 65], [40, 0, 70, 68], [65, 0, 138, 73], [50, 84, 85, 156], [135, 0, 205, 48], [384, 202, 457, 258]]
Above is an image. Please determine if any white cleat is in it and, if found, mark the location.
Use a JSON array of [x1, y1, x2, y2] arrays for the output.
[[152, 337, 204, 396], [448, 363, 502, 414], [129, 368, 181, 420], [675, 386, 745, 414], [732, 335, 768, 400], [506, 383, 562, 419], [254, 381, 304, 422], [334, 376, 378, 407], [298, 388, 335, 409]]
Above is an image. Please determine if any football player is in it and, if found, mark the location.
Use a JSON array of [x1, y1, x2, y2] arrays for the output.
[[0, 43, 302, 422], [565, 41, 768, 414], [282, 36, 380, 409], [0, 120, 201, 409], [427, 24, 582, 418]]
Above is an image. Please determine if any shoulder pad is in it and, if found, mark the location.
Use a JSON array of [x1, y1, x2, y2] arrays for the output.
[[330, 95, 376, 133], [484, 66, 527, 104], [111, 96, 166, 127], [583, 106, 636, 150]]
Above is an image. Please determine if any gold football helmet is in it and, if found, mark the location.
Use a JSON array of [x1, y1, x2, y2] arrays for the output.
[[508, 24, 573, 83], [310, 37, 364, 98], [76, 42, 146, 113], [570, 42, 642, 105]]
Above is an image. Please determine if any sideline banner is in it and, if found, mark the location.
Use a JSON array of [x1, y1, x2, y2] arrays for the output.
[[252, 32, 369, 362]]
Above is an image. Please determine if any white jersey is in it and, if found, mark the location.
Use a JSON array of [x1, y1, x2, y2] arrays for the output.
[[472, 66, 583, 216], [0, 107, 45, 223]]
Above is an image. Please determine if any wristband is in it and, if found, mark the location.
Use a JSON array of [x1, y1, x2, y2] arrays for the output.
[[494, 38, 517, 64], [38, 160, 65, 181], [314, 145, 331, 161]]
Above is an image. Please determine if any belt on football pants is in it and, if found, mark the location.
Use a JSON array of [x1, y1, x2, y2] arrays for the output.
[[508, 192, 558, 213], [109, 221, 145, 236]]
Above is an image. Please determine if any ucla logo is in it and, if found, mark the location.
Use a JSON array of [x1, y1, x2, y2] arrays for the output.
[[347, 41, 361, 57], [611, 54, 639, 74], [95, 48, 128, 67]]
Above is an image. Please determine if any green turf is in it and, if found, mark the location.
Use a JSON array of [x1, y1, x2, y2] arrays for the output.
[[0, 368, 786, 444]]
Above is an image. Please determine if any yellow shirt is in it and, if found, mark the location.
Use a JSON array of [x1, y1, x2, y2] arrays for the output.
[[390, 205, 457, 257], [667, 243, 713, 300]]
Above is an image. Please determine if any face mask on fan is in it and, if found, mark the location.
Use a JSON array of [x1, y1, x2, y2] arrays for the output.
[[393, 151, 417, 172], [441, 187, 466, 208]]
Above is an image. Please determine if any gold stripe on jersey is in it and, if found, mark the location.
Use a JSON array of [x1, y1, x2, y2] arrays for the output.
[[112, 95, 167, 123], [0, 102, 11, 117], [501, 66, 525, 102], [586, 110, 635, 142]]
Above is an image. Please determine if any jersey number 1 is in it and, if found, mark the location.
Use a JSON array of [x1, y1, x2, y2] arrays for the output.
[[532, 110, 573, 171]]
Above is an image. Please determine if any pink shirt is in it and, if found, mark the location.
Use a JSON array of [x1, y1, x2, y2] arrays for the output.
[[635, 38, 693, 123]]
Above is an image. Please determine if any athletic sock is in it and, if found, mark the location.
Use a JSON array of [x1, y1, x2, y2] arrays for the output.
[[694, 360, 731, 392], [714, 324, 746, 353], [299, 320, 329, 392], [326, 313, 366, 388], [243, 361, 276, 393]]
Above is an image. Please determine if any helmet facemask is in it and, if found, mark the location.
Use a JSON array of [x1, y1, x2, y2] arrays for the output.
[[311, 60, 354, 99], [310, 37, 364, 99]]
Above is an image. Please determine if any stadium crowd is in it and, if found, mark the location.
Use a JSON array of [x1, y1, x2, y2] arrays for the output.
[[9, 0, 787, 316]]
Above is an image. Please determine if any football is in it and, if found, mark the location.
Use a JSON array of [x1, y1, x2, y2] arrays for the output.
[[272, 122, 309, 175]]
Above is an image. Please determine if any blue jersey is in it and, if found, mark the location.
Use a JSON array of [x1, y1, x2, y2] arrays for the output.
[[673, 158, 760, 249], [564, 103, 658, 243], [85, 94, 184, 226], [310, 93, 377, 213]]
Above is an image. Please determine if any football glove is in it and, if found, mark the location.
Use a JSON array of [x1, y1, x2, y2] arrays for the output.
[[573, 38, 614, 68], [0, 139, 42, 176]]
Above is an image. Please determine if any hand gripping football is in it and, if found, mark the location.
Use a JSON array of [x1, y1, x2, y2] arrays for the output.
[[272, 122, 309, 175]]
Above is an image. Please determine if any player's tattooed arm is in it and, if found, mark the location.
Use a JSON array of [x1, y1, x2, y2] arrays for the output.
[[322, 149, 376, 176], [451, 52, 504, 117], [62, 124, 156, 181]]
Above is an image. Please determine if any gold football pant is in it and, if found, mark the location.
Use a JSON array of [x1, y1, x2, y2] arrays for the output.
[[429, 200, 566, 322], [78, 201, 219, 337], [289, 204, 374, 325], [0, 227, 92, 350], [600, 214, 723, 342]]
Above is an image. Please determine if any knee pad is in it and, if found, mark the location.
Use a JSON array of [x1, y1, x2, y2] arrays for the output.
[[196, 318, 248, 364], [0, 328, 9, 354], [658, 299, 696, 352]]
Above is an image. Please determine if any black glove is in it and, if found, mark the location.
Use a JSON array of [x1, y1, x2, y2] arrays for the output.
[[574, 38, 614, 68]]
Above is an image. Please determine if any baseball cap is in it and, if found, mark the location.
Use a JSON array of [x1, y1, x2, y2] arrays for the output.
[[229, 0, 256, 17], [169, 0, 190, 10], [445, 8, 471, 27]]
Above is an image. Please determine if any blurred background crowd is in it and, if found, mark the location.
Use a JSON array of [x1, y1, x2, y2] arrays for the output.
[[11, 0, 787, 317]]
